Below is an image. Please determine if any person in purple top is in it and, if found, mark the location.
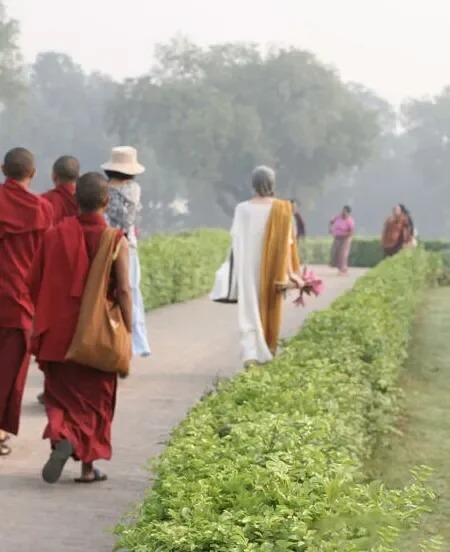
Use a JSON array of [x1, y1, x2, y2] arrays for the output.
[[329, 205, 355, 275]]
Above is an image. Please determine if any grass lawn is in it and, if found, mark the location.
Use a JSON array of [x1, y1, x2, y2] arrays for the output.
[[370, 287, 450, 550]]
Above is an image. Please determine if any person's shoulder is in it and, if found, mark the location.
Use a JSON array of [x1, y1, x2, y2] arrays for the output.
[[38, 195, 54, 221], [235, 200, 256, 215], [127, 181, 141, 200], [41, 188, 54, 200]]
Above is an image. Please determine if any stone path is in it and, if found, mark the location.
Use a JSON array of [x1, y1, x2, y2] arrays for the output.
[[0, 266, 365, 552]]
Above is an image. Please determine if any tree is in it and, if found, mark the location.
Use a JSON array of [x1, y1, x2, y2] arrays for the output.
[[348, 82, 396, 134], [0, 1, 22, 104], [403, 88, 450, 191], [111, 38, 380, 216], [1, 52, 119, 191], [399, 88, 450, 235]]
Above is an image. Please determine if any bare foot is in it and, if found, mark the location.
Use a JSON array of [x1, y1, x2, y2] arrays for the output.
[[75, 463, 108, 483], [0, 442, 11, 456]]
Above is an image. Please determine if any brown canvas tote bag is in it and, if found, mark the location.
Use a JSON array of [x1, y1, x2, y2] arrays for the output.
[[65, 227, 131, 375]]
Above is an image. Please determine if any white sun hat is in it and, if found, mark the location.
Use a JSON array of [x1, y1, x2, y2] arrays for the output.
[[101, 146, 145, 175]]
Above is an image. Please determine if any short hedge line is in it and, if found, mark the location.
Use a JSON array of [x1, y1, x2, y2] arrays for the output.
[[300, 238, 383, 268], [138, 230, 450, 311], [116, 249, 438, 551], [301, 238, 450, 268], [138, 229, 230, 310]]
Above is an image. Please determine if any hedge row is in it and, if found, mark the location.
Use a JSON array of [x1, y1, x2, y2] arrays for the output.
[[300, 238, 383, 267], [301, 238, 450, 268], [138, 229, 230, 310], [116, 249, 438, 551], [138, 230, 450, 311]]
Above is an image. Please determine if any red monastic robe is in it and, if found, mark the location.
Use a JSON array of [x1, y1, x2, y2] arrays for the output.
[[41, 183, 78, 225], [30, 213, 121, 463], [0, 179, 53, 434]]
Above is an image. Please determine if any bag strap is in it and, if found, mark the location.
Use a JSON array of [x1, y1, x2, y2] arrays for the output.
[[83, 228, 120, 299]]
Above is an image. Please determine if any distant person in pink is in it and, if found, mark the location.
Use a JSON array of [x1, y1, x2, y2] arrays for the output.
[[329, 205, 355, 275]]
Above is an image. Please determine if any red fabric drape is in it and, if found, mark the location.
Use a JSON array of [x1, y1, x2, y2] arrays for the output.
[[41, 183, 77, 225], [32, 212, 122, 462]]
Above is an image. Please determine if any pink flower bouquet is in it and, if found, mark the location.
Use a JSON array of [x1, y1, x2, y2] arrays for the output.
[[293, 267, 324, 307]]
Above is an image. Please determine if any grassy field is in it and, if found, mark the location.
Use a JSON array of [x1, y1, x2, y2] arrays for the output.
[[370, 287, 450, 550]]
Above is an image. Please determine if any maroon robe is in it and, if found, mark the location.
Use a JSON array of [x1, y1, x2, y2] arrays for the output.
[[0, 179, 53, 434], [30, 213, 122, 463], [41, 183, 78, 225]]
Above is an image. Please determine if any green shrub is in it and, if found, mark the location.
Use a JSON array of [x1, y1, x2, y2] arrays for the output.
[[302, 238, 450, 268], [300, 237, 384, 267], [137, 228, 450, 311], [116, 249, 435, 551], [138, 229, 230, 310], [420, 239, 450, 253]]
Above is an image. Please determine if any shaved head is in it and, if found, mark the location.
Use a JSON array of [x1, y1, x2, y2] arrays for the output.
[[2, 147, 35, 181], [76, 172, 108, 213], [53, 155, 80, 183]]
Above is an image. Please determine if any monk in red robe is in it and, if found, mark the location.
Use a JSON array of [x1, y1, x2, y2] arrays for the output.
[[36, 156, 80, 406], [42, 155, 79, 224], [30, 172, 132, 483], [0, 147, 53, 456]]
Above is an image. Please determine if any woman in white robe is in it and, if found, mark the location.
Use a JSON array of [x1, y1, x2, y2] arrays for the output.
[[229, 167, 303, 366]]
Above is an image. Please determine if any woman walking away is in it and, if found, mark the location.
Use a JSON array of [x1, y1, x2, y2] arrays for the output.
[[381, 204, 411, 257], [102, 147, 151, 358], [329, 206, 355, 275], [211, 166, 307, 367]]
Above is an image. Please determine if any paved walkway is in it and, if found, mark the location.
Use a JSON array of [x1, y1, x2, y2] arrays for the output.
[[0, 266, 365, 552]]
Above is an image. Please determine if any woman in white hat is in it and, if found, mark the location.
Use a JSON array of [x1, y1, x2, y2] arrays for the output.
[[102, 146, 151, 358]]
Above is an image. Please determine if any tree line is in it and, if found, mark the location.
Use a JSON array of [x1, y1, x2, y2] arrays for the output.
[[0, 2, 448, 236]]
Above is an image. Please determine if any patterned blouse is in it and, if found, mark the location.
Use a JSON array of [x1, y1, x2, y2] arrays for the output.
[[105, 181, 142, 248]]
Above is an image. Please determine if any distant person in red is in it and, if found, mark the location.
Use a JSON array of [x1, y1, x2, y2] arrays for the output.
[[36, 156, 80, 406], [42, 156, 79, 224], [0, 148, 53, 456], [30, 172, 132, 483]]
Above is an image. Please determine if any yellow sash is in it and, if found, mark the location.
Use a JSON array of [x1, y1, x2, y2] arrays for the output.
[[259, 199, 300, 354]]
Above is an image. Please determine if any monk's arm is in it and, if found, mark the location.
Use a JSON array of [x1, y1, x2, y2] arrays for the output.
[[114, 237, 133, 334], [28, 241, 45, 306]]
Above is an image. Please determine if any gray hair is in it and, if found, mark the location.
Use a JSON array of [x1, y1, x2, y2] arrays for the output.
[[252, 166, 276, 197]]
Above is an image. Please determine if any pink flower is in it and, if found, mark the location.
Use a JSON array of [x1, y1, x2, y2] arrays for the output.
[[293, 268, 324, 307]]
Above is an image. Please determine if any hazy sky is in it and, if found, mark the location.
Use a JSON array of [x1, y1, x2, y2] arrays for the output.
[[7, 0, 450, 104]]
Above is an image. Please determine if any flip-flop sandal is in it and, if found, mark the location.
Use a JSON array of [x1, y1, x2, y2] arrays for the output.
[[42, 439, 73, 483], [0, 443, 11, 457], [0, 433, 10, 444], [74, 468, 108, 484]]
